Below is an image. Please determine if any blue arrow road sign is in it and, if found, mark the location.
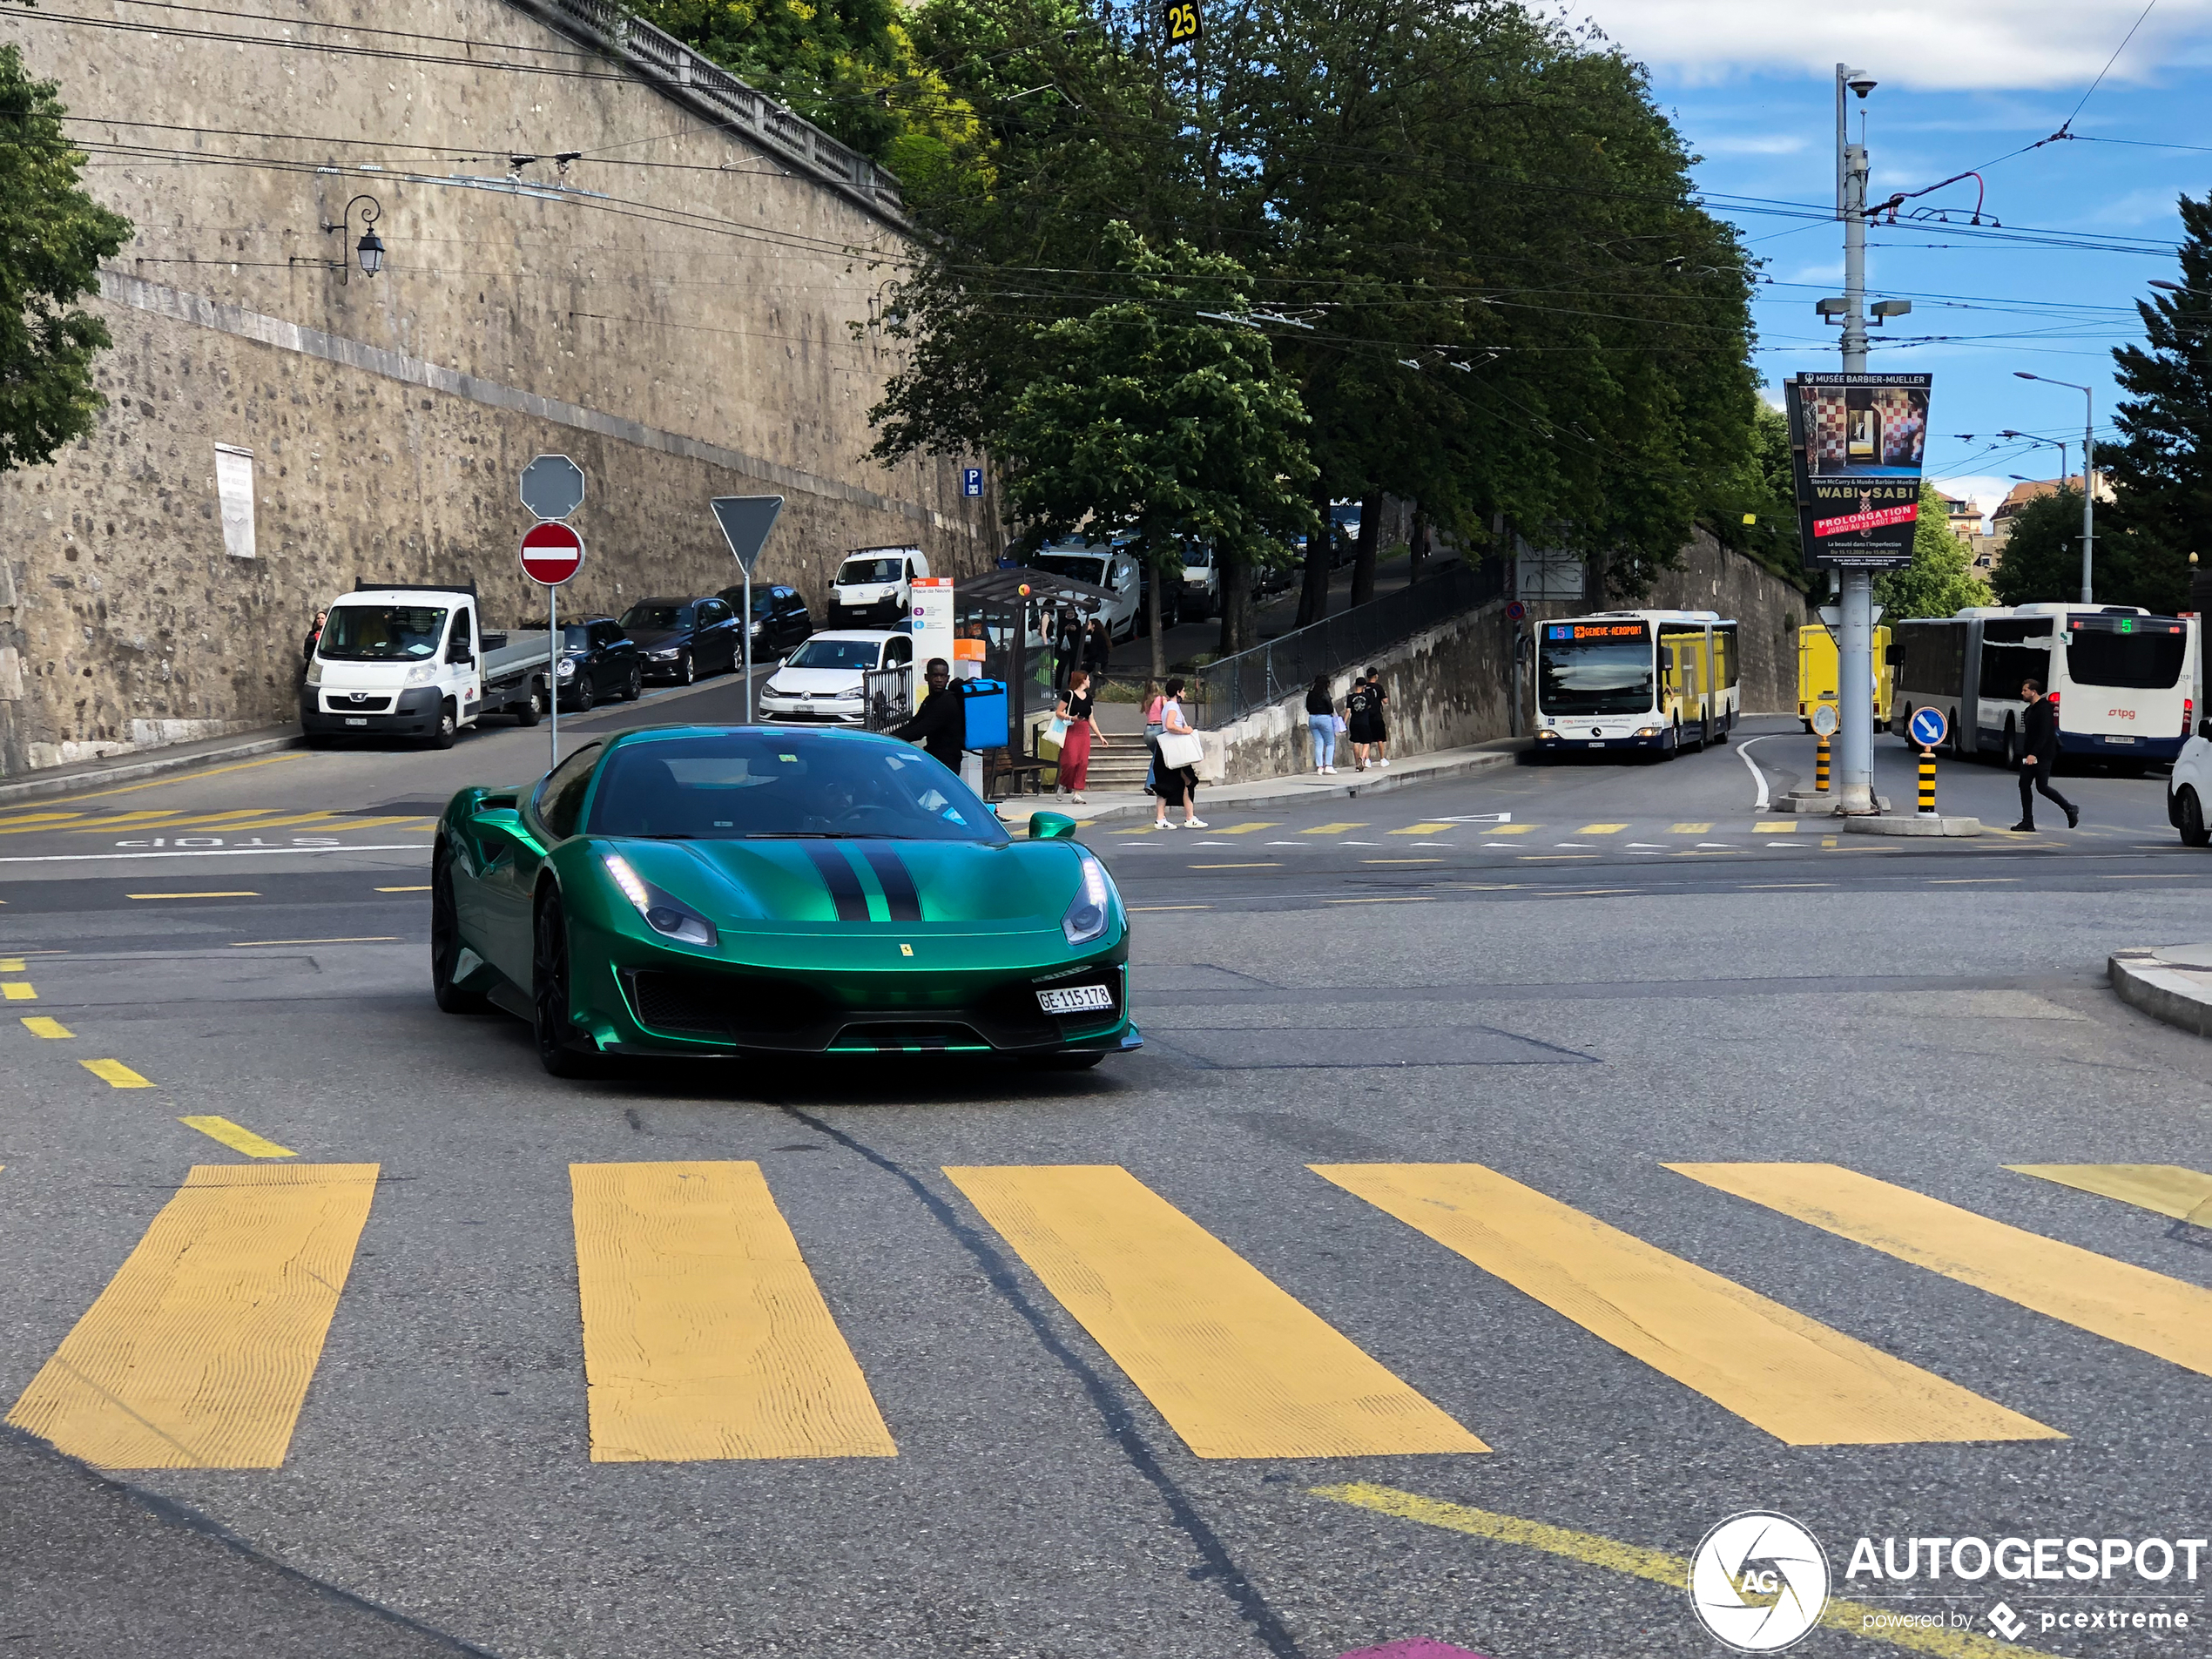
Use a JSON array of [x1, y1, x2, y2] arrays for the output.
[[962, 468, 984, 497], [1909, 705, 1947, 749]]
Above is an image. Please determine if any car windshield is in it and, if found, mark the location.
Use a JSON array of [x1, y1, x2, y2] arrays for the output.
[[1030, 553, 1107, 585], [319, 605, 448, 660], [588, 732, 1007, 843], [621, 602, 693, 631], [784, 638, 880, 671], [840, 558, 902, 584], [1539, 626, 1656, 716], [2064, 620, 2188, 689], [1183, 545, 1212, 568]]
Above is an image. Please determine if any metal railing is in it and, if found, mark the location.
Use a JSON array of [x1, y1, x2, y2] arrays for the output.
[[515, 0, 904, 218], [862, 665, 914, 732], [1185, 560, 1504, 727]]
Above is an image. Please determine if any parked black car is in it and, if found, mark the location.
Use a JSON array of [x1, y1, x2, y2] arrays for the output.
[[718, 583, 814, 658], [554, 617, 642, 711], [618, 595, 742, 684]]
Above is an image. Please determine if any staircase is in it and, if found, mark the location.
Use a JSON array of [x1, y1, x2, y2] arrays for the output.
[[1082, 744, 1154, 792]]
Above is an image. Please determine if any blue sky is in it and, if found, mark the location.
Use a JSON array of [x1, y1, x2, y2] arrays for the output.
[[1575, 0, 2212, 526]]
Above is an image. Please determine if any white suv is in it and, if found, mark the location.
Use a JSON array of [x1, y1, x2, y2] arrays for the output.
[[2168, 718, 2211, 846], [759, 631, 913, 725]]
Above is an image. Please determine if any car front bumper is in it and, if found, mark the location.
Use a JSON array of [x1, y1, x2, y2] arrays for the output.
[[300, 685, 445, 736], [2058, 732, 2183, 761], [1534, 727, 1669, 752], [759, 698, 865, 725]]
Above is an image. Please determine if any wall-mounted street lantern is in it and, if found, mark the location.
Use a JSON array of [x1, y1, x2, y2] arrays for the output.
[[290, 194, 383, 284]]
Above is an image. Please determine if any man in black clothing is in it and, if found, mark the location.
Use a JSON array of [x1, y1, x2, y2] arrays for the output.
[[2013, 678, 2080, 832], [893, 658, 967, 771]]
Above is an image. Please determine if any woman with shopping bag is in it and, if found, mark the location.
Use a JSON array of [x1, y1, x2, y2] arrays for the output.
[[1050, 668, 1106, 804], [1150, 677, 1206, 830]]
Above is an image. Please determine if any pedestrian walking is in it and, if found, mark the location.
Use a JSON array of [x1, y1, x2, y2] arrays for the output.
[[1082, 617, 1112, 681], [1344, 675, 1376, 771], [893, 658, 967, 772], [303, 609, 327, 668], [1053, 667, 1106, 803], [2011, 678, 2080, 832], [1366, 668, 1391, 766], [1150, 677, 1206, 829], [1305, 674, 1338, 773], [1053, 608, 1081, 693]]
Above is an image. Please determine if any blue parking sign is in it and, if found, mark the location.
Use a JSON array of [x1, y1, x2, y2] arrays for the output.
[[962, 467, 984, 498]]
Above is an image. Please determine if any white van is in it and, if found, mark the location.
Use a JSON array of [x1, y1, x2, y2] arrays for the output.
[[301, 583, 546, 747], [1028, 542, 1143, 641], [828, 546, 929, 629]]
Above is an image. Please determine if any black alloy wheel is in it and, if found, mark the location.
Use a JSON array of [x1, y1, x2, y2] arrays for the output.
[[532, 892, 596, 1077], [2180, 787, 2209, 848], [516, 687, 543, 727], [678, 651, 696, 686], [571, 675, 596, 713], [431, 847, 491, 1014], [622, 664, 643, 702]]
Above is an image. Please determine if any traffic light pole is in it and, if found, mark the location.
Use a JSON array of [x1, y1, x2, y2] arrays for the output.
[[1835, 64, 1877, 813]]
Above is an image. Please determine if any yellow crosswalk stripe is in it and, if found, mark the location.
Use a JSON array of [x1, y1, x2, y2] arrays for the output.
[[1390, 823, 1457, 835], [2006, 1163, 2212, 1225], [0, 813, 85, 829], [0, 959, 22, 972], [0, 811, 178, 836], [179, 1116, 297, 1158], [1210, 821, 1280, 834], [945, 1164, 1487, 1459], [5, 1163, 379, 1467], [1574, 823, 1628, 835], [69, 809, 284, 833], [1753, 819, 1796, 833], [1313, 1163, 2055, 1447], [570, 1162, 897, 1462], [1302, 822, 1366, 834], [1669, 822, 1712, 833], [199, 811, 347, 831], [21, 1016, 71, 1038], [2, 982, 34, 1001], [1484, 824, 1537, 835], [82, 1059, 152, 1089], [1669, 1163, 2212, 1379]]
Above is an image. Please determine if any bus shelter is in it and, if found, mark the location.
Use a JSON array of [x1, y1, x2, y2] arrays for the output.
[[951, 567, 1116, 794]]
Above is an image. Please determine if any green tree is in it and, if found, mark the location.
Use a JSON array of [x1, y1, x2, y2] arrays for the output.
[[0, 43, 132, 474], [994, 226, 1315, 679], [1991, 488, 2089, 607], [2105, 190, 2212, 613], [1876, 484, 1990, 618]]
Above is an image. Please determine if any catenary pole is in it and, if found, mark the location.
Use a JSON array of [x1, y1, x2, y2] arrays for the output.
[[1835, 64, 1877, 813]]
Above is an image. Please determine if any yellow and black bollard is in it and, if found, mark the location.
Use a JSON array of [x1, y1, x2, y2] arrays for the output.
[[1918, 746, 1938, 817], [1814, 734, 1831, 793]]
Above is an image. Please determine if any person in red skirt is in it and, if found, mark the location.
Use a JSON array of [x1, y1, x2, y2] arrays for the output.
[[1054, 667, 1108, 803]]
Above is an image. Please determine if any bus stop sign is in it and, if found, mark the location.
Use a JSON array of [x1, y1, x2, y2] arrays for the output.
[[1909, 705, 1947, 749]]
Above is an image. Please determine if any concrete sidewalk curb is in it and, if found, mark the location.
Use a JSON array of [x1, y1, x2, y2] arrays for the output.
[[0, 728, 305, 807], [1000, 744, 1524, 826], [2109, 946, 2212, 1040]]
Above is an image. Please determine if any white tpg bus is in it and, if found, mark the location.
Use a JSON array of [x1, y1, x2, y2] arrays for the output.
[[1534, 610, 1741, 758], [1889, 603, 2199, 772]]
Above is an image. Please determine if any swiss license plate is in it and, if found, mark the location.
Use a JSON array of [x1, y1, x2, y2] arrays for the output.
[[1037, 984, 1113, 1015], [1588, 739, 1604, 747], [344, 717, 368, 726], [2106, 734, 2135, 745]]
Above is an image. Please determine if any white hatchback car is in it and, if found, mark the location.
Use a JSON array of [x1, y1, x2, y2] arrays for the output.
[[2168, 718, 2211, 846], [758, 631, 913, 725]]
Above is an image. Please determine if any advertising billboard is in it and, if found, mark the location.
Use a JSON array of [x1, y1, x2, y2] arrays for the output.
[[1784, 372, 1932, 570]]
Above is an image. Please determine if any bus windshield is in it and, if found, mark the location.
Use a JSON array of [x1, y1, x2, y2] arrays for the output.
[[1540, 627, 1655, 715], [2064, 622, 2188, 689]]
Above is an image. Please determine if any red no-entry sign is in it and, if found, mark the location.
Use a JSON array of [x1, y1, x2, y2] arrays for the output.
[[520, 520, 584, 586]]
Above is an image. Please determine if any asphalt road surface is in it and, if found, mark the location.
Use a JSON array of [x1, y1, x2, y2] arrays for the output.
[[3, 706, 2209, 1659]]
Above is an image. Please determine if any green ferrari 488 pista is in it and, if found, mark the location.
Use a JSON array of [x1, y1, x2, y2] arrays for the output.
[[430, 725, 1137, 1074]]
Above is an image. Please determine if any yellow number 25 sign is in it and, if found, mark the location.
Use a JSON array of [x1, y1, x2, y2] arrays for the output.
[[1163, 0, 1202, 44]]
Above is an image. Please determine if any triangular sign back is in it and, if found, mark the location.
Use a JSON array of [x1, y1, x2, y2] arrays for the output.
[[711, 496, 785, 575]]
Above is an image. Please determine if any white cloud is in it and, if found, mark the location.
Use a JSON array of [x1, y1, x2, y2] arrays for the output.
[[1695, 133, 1811, 157], [1575, 2, 2212, 91], [1929, 475, 2018, 519]]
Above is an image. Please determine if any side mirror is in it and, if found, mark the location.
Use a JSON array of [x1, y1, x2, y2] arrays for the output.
[[1028, 812, 1078, 840]]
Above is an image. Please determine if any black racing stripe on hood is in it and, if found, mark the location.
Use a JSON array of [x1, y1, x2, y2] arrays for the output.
[[862, 847, 922, 922], [805, 845, 870, 921]]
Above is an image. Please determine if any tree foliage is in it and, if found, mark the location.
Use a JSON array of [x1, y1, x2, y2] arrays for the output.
[[1988, 486, 2186, 611], [0, 43, 132, 475], [1875, 485, 1990, 619]]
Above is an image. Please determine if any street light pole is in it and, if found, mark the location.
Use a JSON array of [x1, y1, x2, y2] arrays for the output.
[[1835, 64, 1878, 813], [2014, 371, 2094, 604]]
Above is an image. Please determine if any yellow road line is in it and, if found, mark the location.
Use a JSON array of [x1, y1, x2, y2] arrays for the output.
[[179, 1116, 297, 1158], [82, 1059, 152, 1089], [1190, 862, 1279, 869], [1362, 857, 1440, 864], [1669, 821, 1713, 833], [0, 813, 84, 828], [2006, 1163, 2212, 1224], [230, 936, 400, 948], [21, 1016, 72, 1038], [1390, 823, 1457, 835], [1302, 822, 1367, 834], [945, 1164, 1487, 1459], [376, 886, 433, 893], [0, 810, 185, 836], [1573, 823, 1628, 835], [5, 1163, 378, 1468], [1211, 821, 1280, 834], [197, 811, 346, 831], [1485, 824, 1537, 835], [1312, 1483, 2065, 1659], [570, 1161, 896, 1461], [14, 752, 304, 807], [126, 891, 261, 900], [1311, 1163, 2053, 1446], [1753, 819, 1796, 833], [2, 982, 35, 1001], [1669, 1163, 2212, 1379], [0, 959, 21, 972], [68, 809, 285, 833]]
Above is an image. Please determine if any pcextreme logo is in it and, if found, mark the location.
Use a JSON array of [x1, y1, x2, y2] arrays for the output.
[[1689, 1511, 1831, 1652]]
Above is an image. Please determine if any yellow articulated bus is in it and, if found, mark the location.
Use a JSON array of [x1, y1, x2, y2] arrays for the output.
[[1797, 624, 1892, 732], [1535, 610, 1740, 759]]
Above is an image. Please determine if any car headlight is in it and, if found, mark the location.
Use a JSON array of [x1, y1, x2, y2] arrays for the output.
[[603, 853, 718, 948], [404, 663, 438, 686], [557, 658, 577, 678], [1062, 850, 1116, 947], [305, 658, 323, 685], [650, 647, 679, 659], [1536, 728, 1557, 740], [1635, 725, 1662, 738]]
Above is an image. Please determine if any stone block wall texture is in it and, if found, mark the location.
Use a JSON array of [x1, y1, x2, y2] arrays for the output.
[[0, 0, 997, 772], [1643, 529, 1812, 714]]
